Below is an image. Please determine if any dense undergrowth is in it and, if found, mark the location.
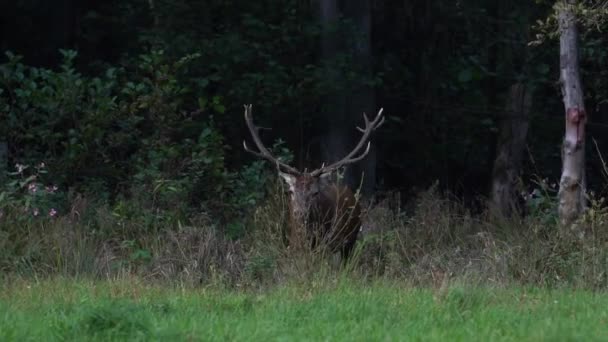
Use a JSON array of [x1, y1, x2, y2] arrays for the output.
[[2, 181, 608, 291]]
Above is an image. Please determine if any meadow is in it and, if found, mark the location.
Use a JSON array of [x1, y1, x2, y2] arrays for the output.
[[3, 187, 608, 341], [2, 277, 608, 341]]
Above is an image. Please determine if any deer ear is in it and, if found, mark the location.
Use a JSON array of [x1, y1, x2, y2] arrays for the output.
[[279, 172, 296, 192]]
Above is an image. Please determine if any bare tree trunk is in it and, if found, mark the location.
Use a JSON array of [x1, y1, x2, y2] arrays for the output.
[[558, 0, 587, 228], [490, 83, 531, 218], [344, 0, 377, 197], [316, 0, 355, 188], [315, 0, 376, 194]]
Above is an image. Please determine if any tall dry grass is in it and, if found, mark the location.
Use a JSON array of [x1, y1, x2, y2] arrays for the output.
[[2, 182, 608, 290]]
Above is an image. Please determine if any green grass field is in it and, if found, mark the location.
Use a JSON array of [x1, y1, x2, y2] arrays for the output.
[[1, 278, 607, 341]]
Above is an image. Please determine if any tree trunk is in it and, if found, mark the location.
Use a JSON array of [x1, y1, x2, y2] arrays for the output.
[[316, 0, 355, 188], [489, 83, 531, 218], [557, 0, 587, 228], [344, 0, 377, 197]]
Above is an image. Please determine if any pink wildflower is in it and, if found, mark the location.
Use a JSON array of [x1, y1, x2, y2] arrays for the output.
[[45, 185, 58, 193], [28, 183, 38, 193], [49, 208, 57, 217], [32, 208, 39, 217]]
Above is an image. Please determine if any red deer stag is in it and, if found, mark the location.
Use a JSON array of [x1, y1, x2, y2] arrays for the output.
[[243, 104, 384, 259]]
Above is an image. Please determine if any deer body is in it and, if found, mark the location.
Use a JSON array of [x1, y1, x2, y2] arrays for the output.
[[243, 104, 384, 260], [281, 173, 361, 258]]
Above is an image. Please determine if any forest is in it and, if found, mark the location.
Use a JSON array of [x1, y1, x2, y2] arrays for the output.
[[2, 0, 608, 297], [4, 0, 608, 339]]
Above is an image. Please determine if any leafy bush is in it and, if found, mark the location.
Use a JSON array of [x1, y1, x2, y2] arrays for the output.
[[0, 49, 279, 232], [0, 162, 64, 222]]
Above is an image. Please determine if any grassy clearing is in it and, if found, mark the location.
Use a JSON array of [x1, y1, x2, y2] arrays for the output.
[[1, 277, 607, 341], [2, 186, 608, 340]]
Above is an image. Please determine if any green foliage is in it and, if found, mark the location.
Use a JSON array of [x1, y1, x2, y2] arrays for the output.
[[0, 49, 279, 231], [0, 162, 63, 222], [1, 50, 123, 188], [219, 139, 293, 239], [3, 0, 608, 207], [524, 177, 560, 226]]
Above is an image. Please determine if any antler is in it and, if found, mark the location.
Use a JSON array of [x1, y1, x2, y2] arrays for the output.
[[242, 104, 301, 174], [310, 108, 385, 177]]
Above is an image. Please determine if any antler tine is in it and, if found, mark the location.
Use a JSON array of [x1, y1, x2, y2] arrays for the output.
[[242, 104, 301, 174], [357, 108, 385, 133], [310, 108, 384, 176]]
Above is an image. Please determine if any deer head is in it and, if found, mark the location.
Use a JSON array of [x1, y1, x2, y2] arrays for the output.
[[276, 172, 333, 226], [243, 104, 384, 257]]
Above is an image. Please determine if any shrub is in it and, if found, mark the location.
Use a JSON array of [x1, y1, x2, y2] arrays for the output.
[[0, 162, 64, 222], [0, 49, 279, 230]]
